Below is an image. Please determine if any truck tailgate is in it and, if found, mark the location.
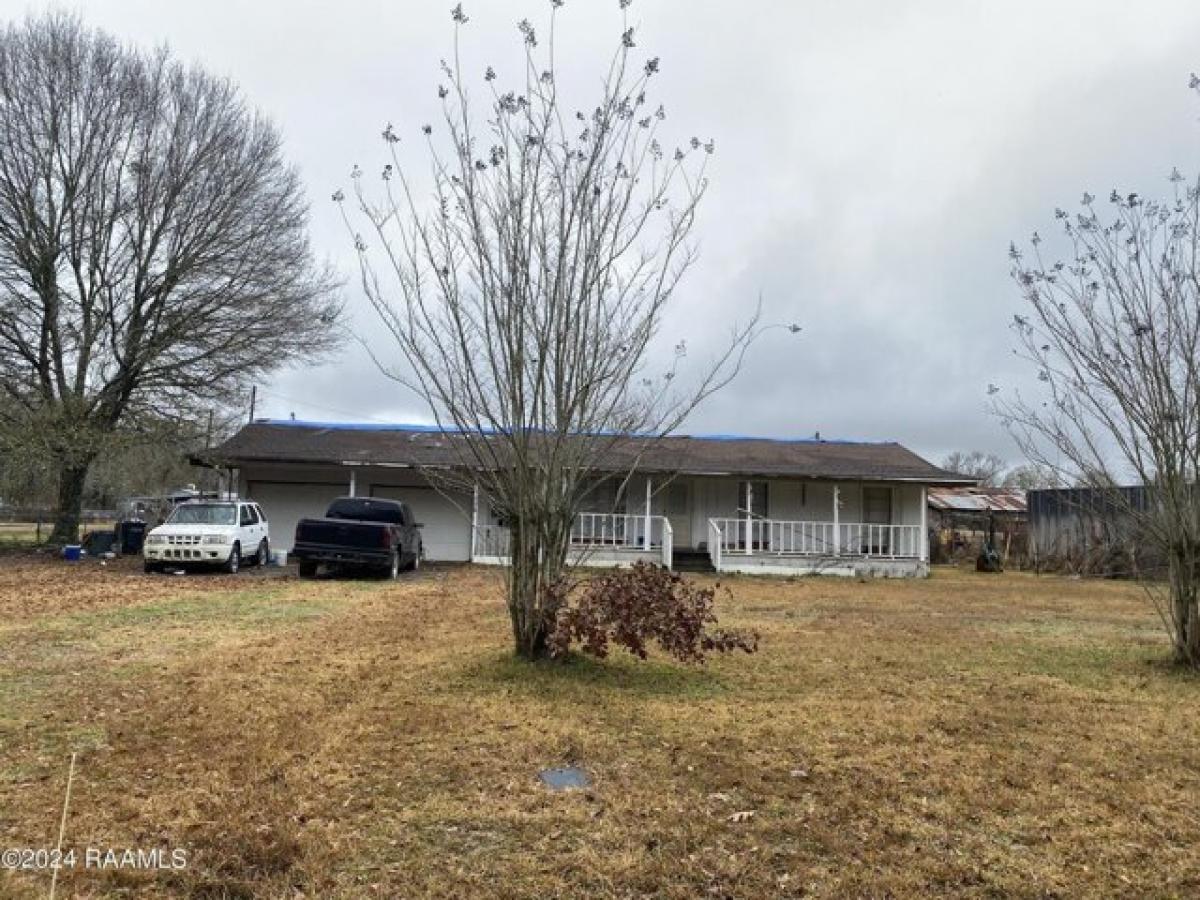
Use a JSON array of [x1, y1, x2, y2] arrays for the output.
[[295, 518, 388, 549]]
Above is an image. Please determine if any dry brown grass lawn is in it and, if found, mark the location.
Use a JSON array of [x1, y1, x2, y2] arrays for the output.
[[0, 558, 1197, 898]]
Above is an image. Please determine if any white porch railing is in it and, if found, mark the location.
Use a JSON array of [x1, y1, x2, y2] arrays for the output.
[[475, 513, 673, 567], [571, 512, 665, 551], [708, 518, 922, 560]]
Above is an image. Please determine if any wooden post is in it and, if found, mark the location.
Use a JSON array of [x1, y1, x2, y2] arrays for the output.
[[643, 476, 652, 551], [205, 409, 214, 497]]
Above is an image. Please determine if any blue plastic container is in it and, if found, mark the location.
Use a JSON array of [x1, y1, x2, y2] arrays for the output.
[[62, 544, 82, 562]]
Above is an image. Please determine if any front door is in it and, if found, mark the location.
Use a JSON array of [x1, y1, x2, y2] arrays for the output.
[[665, 480, 692, 548], [861, 485, 893, 554]]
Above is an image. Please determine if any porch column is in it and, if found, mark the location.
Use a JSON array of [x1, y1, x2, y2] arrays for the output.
[[643, 476, 652, 551], [832, 484, 841, 556], [348, 468, 357, 498], [919, 484, 928, 562], [470, 483, 479, 561], [744, 481, 753, 555]]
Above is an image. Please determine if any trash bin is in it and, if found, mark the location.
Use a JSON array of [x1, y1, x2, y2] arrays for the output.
[[116, 521, 147, 555], [62, 544, 82, 562]]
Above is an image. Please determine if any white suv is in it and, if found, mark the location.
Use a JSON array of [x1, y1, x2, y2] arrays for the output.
[[143, 501, 269, 574]]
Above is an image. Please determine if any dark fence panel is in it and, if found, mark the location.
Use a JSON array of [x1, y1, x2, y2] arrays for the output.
[[1027, 486, 1159, 577]]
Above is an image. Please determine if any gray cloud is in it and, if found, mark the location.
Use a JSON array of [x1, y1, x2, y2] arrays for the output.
[[15, 0, 1200, 465]]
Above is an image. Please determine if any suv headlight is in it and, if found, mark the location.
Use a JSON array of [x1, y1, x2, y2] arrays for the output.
[[145, 534, 166, 545], [202, 534, 228, 545]]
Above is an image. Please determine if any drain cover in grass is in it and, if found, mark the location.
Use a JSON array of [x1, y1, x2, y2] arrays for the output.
[[539, 766, 590, 790]]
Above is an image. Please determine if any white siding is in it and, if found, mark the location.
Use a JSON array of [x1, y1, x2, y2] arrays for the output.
[[368, 478, 472, 562], [246, 481, 347, 552], [240, 463, 473, 561]]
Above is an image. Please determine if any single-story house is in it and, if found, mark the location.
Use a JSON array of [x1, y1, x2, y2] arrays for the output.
[[202, 420, 972, 577]]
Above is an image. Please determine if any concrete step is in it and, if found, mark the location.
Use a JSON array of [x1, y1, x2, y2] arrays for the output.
[[672, 550, 716, 574]]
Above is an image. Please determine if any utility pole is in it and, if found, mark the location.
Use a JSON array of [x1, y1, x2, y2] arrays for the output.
[[248, 385, 257, 423]]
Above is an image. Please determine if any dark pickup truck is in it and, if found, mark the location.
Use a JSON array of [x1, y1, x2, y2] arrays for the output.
[[292, 497, 422, 579]]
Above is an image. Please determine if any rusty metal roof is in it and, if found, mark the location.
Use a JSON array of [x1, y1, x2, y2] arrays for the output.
[[205, 420, 974, 485], [927, 486, 1027, 514]]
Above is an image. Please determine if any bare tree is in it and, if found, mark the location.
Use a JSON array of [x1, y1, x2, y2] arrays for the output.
[[1000, 462, 1061, 491], [341, 3, 760, 660], [941, 450, 1008, 486], [0, 12, 341, 542], [998, 176, 1200, 667]]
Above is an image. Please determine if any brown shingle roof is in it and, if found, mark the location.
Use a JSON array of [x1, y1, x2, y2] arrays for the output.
[[205, 420, 973, 484]]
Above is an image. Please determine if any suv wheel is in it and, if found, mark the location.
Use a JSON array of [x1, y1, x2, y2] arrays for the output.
[[298, 558, 318, 578], [256, 539, 269, 567], [224, 543, 241, 574]]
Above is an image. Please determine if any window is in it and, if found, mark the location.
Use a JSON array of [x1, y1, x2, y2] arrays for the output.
[[862, 486, 892, 524], [239, 505, 255, 526], [580, 479, 624, 514], [739, 481, 769, 517]]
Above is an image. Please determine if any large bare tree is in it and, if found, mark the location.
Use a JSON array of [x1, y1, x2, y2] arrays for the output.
[[941, 450, 1008, 486], [342, 3, 761, 659], [999, 176, 1200, 667], [0, 12, 341, 542]]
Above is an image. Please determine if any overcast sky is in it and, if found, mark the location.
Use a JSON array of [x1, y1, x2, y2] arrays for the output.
[[11, 0, 1200, 465]]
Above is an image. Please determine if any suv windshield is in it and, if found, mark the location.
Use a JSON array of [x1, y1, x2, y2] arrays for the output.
[[168, 504, 237, 526]]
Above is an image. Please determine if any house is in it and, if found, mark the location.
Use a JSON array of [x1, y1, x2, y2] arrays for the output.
[[202, 420, 972, 577]]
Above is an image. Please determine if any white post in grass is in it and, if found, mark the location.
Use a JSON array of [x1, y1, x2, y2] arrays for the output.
[[348, 468, 357, 498], [832, 484, 841, 556], [643, 476, 652, 551]]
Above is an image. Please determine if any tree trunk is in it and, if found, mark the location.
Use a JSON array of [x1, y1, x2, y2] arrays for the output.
[[507, 521, 568, 660], [47, 461, 91, 545], [1168, 545, 1200, 667]]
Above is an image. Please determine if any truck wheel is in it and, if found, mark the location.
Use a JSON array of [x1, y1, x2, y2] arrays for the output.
[[298, 559, 318, 578], [255, 539, 269, 567], [223, 543, 241, 574], [410, 547, 421, 572], [387, 551, 400, 580], [143, 560, 160, 574]]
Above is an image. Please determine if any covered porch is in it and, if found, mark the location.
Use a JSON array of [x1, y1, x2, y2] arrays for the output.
[[470, 495, 674, 570], [698, 478, 928, 577], [470, 475, 929, 577]]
